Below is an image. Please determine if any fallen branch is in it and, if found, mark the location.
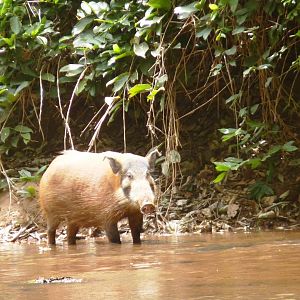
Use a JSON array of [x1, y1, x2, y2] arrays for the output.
[[6, 222, 35, 242]]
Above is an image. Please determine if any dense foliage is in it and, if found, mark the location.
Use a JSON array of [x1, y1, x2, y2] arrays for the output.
[[0, 0, 299, 197]]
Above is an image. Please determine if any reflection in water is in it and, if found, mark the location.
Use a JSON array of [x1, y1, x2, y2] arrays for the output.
[[1, 231, 300, 299]]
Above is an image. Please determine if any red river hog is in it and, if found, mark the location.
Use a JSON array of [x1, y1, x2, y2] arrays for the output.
[[39, 150, 158, 245]]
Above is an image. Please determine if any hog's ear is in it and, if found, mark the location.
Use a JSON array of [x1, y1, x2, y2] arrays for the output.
[[104, 156, 122, 174], [146, 148, 161, 172]]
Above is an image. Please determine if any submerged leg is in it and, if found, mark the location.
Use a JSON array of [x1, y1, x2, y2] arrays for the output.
[[105, 223, 121, 244], [128, 212, 143, 244], [47, 217, 60, 245], [67, 223, 79, 245]]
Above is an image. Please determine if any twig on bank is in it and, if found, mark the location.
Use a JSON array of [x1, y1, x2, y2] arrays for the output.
[[0, 159, 15, 216]]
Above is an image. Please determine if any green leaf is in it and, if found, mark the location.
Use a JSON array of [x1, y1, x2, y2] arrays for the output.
[[174, 2, 198, 19], [246, 119, 264, 129], [24, 17, 46, 37], [229, 0, 238, 12], [36, 36, 48, 45], [128, 84, 151, 98], [147, 87, 164, 101], [239, 107, 248, 117], [20, 65, 38, 78], [218, 128, 237, 135], [219, 128, 245, 142], [14, 81, 31, 96], [133, 42, 149, 58], [209, 4, 219, 11], [36, 165, 48, 176], [196, 27, 212, 40], [41, 73, 55, 82], [161, 161, 169, 176], [107, 100, 122, 124], [224, 157, 244, 164], [257, 64, 272, 70], [240, 133, 251, 147], [21, 132, 31, 144], [115, 51, 133, 60], [282, 141, 298, 152], [262, 145, 281, 161], [24, 185, 37, 198], [129, 70, 139, 83], [89, 2, 109, 15], [0, 178, 8, 190], [148, 0, 171, 10], [81, 1, 92, 14], [11, 136, 19, 148], [60, 64, 85, 76], [248, 181, 274, 200], [1, 127, 10, 143], [295, 30, 300, 38], [213, 162, 231, 172], [221, 131, 239, 142], [214, 159, 244, 172], [210, 63, 223, 77], [113, 44, 122, 53], [265, 77, 273, 88], [108, 51, 133, 66], [243, 66, 256, 77], [14, 125, 33, 133], [2, 34, 16, 47], [232, 26, 245, 35], [168, 150, 181, 163], [213, 172, 226, 183], [75, 79, 88, 95], [106, 72, 129, 93], [269, 145, 282, 155], [236, 12, 249, 25], [250, 104, 259, 115], [157, 74, 168, 86], [248, 158, 261, 169], [72, 17, 94, 36], [60, 64, 84, 72], [225, 92, 241, 104], [10, 16, 21, 34], [18, 169, 32, 179], [139, 15, 165, 28], [245, 0, 258, 12], [195, 0, 205, 10], [224, 46, 237, 56]]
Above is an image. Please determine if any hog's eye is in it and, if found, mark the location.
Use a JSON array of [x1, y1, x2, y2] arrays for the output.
[[126, 172, 134, 180]]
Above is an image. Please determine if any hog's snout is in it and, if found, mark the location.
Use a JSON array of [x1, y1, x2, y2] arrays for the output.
[[141, 203, 156, 214]]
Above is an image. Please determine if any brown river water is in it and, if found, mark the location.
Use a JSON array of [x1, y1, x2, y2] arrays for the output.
[[1, 231, 300, 300]]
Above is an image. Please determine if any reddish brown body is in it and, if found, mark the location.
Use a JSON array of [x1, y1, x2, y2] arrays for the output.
[[39, 150, 157, 245]]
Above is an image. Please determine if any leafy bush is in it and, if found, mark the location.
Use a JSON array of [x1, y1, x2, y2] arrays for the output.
[[0, 0, 299, 186]]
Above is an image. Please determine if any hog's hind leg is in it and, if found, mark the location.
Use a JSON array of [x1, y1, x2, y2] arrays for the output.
[[105, 223, 121, 244], [67, 223, 79, 245], [47, 217, 60, 245]]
